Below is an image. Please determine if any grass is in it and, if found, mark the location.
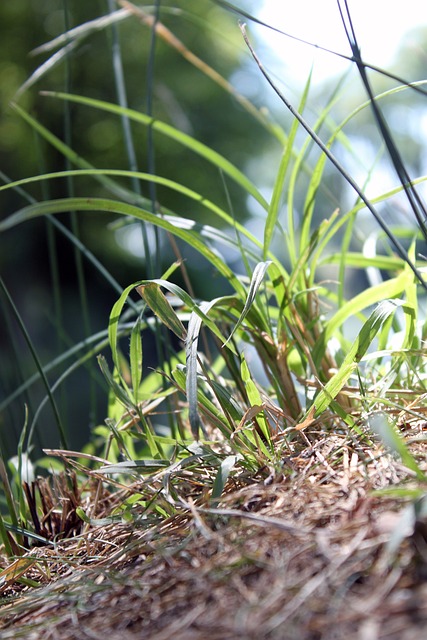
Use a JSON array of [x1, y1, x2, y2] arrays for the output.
[[1, 1, 427, 637]]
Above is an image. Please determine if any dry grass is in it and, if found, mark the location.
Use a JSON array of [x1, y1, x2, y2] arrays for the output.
[[0, 421, 426, 640]]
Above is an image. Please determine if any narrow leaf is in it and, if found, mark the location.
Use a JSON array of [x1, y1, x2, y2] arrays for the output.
[[186, 299, 223, 440], [211, 455, 241, 501], [312, 272, 408, 364], [130, 318, 143, 403], [40, 91, 269, 211], [223, 260, 272, 347], [136, 283, 186, 339], [98, 459, 170, 474], [0, 197, 245, 296], [311, 299, 404, 417], [97, 355, 135, 411]]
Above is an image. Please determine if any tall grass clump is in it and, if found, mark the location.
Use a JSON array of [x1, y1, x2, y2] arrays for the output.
[[1, 0, 427, 557]]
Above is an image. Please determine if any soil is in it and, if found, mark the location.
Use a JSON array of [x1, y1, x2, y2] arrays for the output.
[[1, 430, 426, 639]]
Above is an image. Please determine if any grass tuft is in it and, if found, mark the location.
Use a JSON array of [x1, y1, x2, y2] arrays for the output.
[[1, 2, 427, 636]]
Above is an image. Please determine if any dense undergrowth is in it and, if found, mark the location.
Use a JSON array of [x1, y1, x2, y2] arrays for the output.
[[0, 2, 427, 634]]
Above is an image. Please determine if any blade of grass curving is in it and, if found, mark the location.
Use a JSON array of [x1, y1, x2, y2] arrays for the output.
[[31, 8, 130, 56], [10, 103, 156, 209], [223, 260, 272, 347], [97, 355, 135, 412], [136, 280, 232, 345], [240, 24, 427, 291], [211, 454, 241, 502], [0, 277, 68, 449], [1, 169, 132, 303], [0, 169, 266, 258], [108, 281, 142, 386], [160, 214, 261, 263], [136, 283, 186, 340], [0, 197, 246, 297], [38, 92, 269, 211], [14, 40, 79, 99], [312, 270, 409, 365], [310, 299, 409, 418], [185, 298, 230, 440]]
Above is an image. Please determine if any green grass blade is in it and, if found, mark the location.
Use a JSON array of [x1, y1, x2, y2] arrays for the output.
[[98, 459, 170, 475], [0, 458, 21, 550], [38, 91, 269, 211], [223, 260, 272, 347], [10, 103, 152, 208], [0, 169, 266, 254], [130, 318, 143, 405], [97, 355, 135, 412], [172, 366, 234, 437], [0, 277, 68, 450], [311, 299, 407, 417], [240, 354, 272, 451], [108, 282, 140, 383], [264, 115, 302, 261], [136, 283, 186, 340], [207, 379, 244, 422], [312, 272, 408, 365], [186, 298, 227, 440], [0, 197, 246, 296], [136, 279, 232, 346], [211, 454, 241, 502]]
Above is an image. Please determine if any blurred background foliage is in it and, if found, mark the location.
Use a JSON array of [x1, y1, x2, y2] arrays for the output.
[[1, 0, 270, 457], [1, 0, 426, 459]]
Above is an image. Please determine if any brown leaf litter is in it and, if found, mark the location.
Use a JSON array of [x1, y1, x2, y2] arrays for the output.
[[0, 428, 426, 640]]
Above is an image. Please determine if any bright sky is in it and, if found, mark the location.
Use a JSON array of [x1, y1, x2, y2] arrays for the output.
[[255, 0, 425, 85]]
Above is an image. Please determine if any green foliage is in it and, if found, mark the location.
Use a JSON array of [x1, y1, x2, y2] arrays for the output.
[[1, 1, 427, 555]]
